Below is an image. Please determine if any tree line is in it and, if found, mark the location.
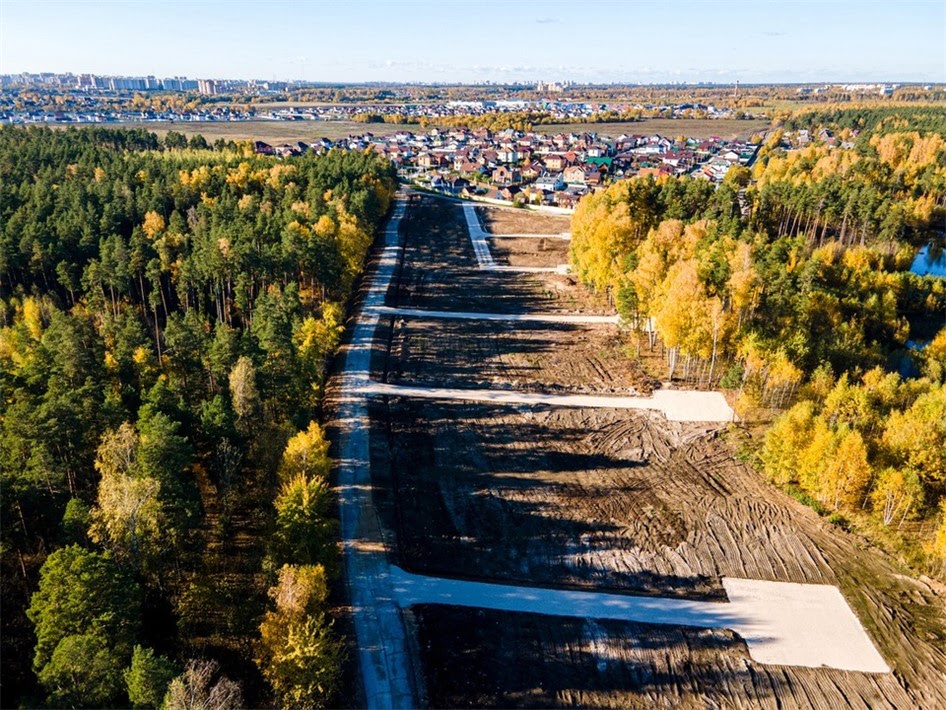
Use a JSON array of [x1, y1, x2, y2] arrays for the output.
[[568, 111, 946, 573], [0, 125, 397, 707]]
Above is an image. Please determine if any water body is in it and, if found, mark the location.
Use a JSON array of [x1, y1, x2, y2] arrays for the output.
[[910, 244, 946, 277]]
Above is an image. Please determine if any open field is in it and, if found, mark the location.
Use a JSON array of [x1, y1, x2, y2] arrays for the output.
[[93, 120, 416, 143], [330, 194, 946, 707]]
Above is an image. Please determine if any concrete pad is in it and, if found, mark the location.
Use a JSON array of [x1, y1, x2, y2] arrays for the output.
[[491, 264, 570, 274], [389, 566, 889, 674], [652, 390, 736, 423], [721, 578, 890, 672], [463, 203, 496, 268], [360, 382, 735, 423]]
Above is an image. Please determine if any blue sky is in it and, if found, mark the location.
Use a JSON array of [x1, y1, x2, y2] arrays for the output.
[[1, 0, 943, 83]]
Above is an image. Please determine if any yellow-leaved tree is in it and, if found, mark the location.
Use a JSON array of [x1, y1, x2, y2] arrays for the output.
[[870, 467, 923, 527], [820, 428, 872, 512], [926, 499, 946, 578], [760, 401, 815, 486], [278, 422, 332, 484], [797, 418, 837, 498], [257, 564, 343, 710], [882, 386, 946, 490]]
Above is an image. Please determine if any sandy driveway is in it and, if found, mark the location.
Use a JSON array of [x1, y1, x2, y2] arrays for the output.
[[389, 566, 889, 673], [361, 381, 736, 423]]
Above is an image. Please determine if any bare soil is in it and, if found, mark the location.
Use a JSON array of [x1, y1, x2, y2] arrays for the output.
[[387, 318, 653, 395], [476, 207, 572, 235], [489, 237, 571, 268], [391, 195, 610, 315], [363, 195, 946, 708], [411, 606, 911, 709]]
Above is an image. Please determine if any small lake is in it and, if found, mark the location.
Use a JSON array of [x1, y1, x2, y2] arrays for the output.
[[911, 244, 946, 277]]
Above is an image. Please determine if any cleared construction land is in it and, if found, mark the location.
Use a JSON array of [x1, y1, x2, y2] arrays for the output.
[[330, 194, 946, 708]]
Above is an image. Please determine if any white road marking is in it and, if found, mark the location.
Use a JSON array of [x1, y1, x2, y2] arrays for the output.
[[373, 305, 620, 324], [389, 566, 890, 673]]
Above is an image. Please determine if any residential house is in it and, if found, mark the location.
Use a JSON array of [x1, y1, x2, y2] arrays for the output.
[[563, 165, 586, 185], [497, 146, 520, 163], [492, 165, 521, 186], [458, 160, 483, 178], [499, 185, 521, 202], [543, 153, 567, 171], [417, 152, 447, 169], [520, 161, 544, 181], [274, 144, 298, 157], [534, 173, 565, 192], [554, 191, 580, 209], [444, 176, 470, 195]]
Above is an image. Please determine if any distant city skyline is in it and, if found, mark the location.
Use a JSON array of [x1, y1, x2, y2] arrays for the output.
[[1, 0, 943, 84]]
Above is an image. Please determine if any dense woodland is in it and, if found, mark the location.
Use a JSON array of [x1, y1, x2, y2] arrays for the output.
[[569, 107, 946, 572], [0, 125, 397, 707]]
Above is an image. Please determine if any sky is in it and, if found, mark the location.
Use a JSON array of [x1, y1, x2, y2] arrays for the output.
[[1, 0, 944, 84]]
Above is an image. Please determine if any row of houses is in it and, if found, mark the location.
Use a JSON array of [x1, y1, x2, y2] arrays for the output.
[[253, 126, 761, 208]]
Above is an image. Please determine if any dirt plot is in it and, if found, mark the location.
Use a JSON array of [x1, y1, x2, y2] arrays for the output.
[[386, 318, 655, 395], [476, 206, 572, 235], [374, 399, 946, 706], [359, 194, 946, 707], [382, 401, 819, 597], [489, 237, 570, 268], [412, 606, 911, 709], [393, 196, 610, 314]]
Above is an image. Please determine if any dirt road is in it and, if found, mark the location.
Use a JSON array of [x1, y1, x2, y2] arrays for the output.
[[328, 197, 416, 709]]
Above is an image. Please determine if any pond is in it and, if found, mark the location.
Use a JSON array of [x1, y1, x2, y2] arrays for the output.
[[910, 243, 946, 277]]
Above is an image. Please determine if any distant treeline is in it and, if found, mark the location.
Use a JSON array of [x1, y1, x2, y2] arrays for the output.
[[783, 104, 946, 138]]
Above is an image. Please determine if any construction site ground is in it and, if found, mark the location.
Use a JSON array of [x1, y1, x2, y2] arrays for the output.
[[342, 194, 946, 708]]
